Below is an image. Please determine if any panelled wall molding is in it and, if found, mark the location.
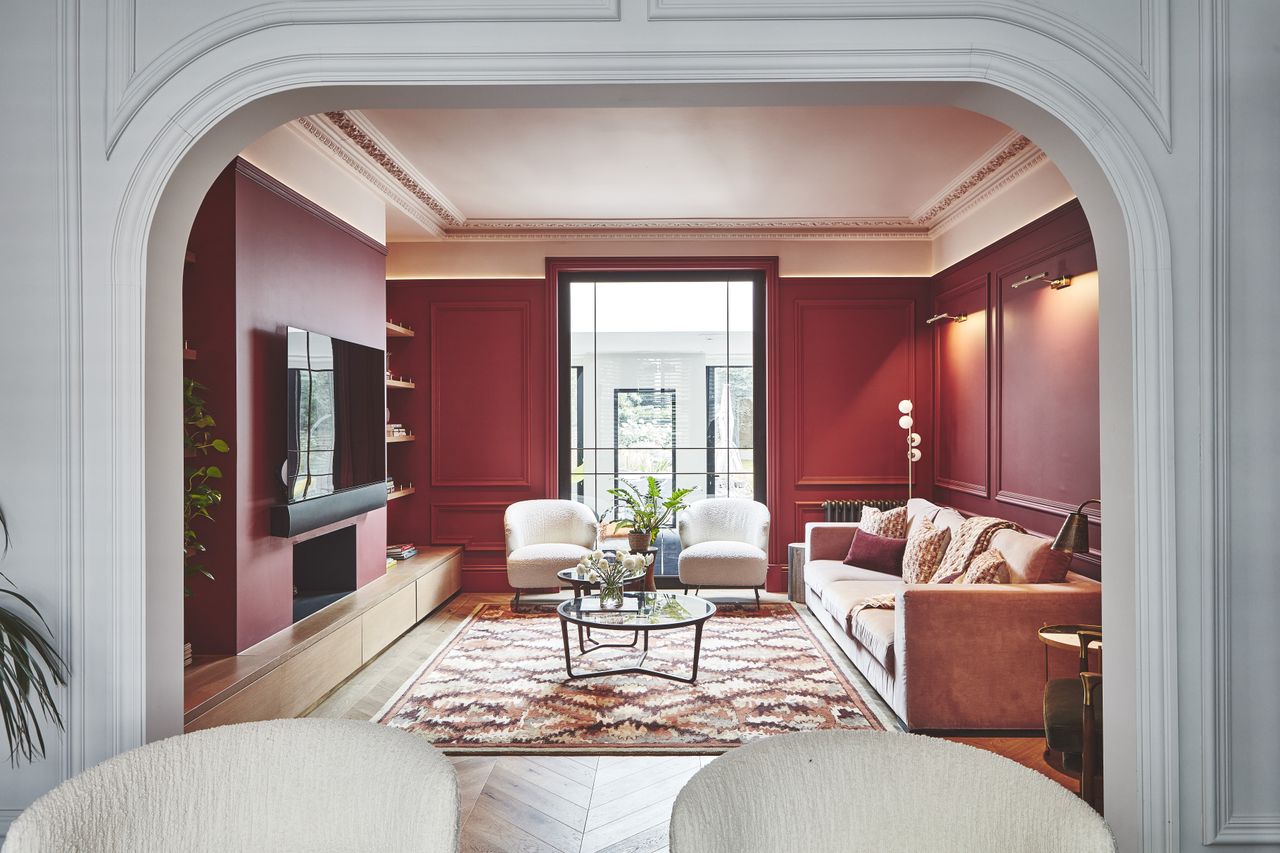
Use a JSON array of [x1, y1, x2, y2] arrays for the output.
[[1200, 0, 1280, 844], [645, 0, 1171, 149], [933, 201, 1101, 578], [101, 0, 625, 154], [12, 2, 1212, 847]]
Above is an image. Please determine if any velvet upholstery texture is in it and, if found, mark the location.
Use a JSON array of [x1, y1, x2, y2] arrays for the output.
[[842, 529, 907, 575], [677, 499, 770, 589], [504, 499, 598, 589], [3, 719, 459, 853], [803, 500, 1102, 730], [669, 731, 1115, 853]]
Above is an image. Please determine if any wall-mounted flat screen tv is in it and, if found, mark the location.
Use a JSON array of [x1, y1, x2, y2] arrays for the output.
[[284, 326, 386, 503]]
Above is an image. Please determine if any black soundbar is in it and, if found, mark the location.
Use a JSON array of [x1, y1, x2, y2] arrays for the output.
[[270, 482, 388, 537]]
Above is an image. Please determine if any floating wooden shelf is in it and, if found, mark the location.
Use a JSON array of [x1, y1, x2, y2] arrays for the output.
[[183, 348, 197, 361], [387, 487, 415, 501], [386, 434, 416, 443], [385, 378, 415, 389], [385, 321, 414, 338]]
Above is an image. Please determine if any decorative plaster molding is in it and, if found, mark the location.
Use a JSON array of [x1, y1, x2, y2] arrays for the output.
[[1201, 0, 1280, 843], [103, 0, 623, 154], [320, 112, 462, 227], [318, 113, 1045, 241], [912, 131, 1031, 222], [646, 0, 1171, 149], [99, 39, 1179, 853], [290, 117, 446, 238]]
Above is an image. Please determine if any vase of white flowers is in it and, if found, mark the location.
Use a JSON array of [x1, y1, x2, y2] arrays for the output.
[[576, 550, 653, 609]]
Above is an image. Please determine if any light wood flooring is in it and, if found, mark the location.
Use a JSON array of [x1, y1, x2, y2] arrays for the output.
[[309, 591, 1075, 852]]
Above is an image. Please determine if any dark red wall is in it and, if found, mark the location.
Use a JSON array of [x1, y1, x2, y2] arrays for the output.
[[931, 200, 1101, 577], [768, 277, 935, 587], [184, 159, 389, 654], [385, 280, 552, 592]]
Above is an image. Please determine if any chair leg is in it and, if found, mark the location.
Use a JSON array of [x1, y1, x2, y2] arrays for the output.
[[512, 589, 522, 612], [754, 587, 762, 610]]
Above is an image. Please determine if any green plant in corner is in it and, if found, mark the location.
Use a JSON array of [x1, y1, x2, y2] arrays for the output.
[[0, 501, 68, 765], [605, 476, 696, 548], [184, 377, 230, 597]]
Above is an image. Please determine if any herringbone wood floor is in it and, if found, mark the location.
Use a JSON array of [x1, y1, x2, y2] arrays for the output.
[[309, 591, 1075, 852]]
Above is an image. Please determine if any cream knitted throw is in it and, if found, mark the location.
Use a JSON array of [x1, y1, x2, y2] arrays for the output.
[[930, 516, 1024, 584], [853, 516, 1025, 614]]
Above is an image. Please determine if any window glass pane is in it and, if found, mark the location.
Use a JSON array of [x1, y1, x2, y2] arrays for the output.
[[566, 277, 758, 576]]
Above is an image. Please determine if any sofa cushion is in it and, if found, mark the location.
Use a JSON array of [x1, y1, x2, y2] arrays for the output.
[[960, 548, 1010, 584], [905, 498, 944, 539], [860, 505, 908, 538], [932, 508, 966, 537], [816, 578, 904, 631], [990, 529, 1072, 583], [850, 608, 897, 673], [902, 517, 951, 584], [843, 529, 907, 576], [806, 560, 906, 596]]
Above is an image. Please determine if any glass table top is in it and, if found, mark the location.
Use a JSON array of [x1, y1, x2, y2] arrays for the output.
[[557, 566, 647, 585], [557, 592, 715, 629]]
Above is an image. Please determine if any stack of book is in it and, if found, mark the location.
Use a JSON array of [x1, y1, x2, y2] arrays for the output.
[[387, 542, 417, 561], [386, 423, 410, 438]]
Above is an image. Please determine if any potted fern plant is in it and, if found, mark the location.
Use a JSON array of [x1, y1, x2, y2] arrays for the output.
[[606, 476, 696, 552], [0, 502, 68, 765]]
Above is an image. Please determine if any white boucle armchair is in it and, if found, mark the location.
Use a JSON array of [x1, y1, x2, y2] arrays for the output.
[[3, 719, 459, 853], [676, 498, 770, 608], [504, 499, 598, 609]]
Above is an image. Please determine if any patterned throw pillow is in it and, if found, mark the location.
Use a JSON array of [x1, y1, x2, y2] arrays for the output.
[[860, 505, 908, 539], [902, 517, 951, 584], [960, 548, 1010, 584]]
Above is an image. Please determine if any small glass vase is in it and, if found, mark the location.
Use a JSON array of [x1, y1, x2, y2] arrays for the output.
[[599, 579, 625, 609]]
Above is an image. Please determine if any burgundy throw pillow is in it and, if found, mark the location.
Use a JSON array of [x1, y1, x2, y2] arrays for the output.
[[843, 529, 908, 576]]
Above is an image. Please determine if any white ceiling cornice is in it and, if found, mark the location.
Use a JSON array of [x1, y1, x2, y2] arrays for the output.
[[310, 111, 1051, 241], [292, 115, 448, 238]]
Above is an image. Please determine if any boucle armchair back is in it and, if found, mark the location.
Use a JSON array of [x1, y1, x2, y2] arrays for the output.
[[677, 498, 770, 552], [504, 499, 598, 555], [4, 719, 459, 853]]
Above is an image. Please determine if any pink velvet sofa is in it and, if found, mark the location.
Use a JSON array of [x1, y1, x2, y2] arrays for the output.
[[803, 498, 1101, 731]]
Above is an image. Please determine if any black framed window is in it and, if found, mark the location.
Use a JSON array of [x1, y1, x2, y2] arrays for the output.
[[558, 270, 766, 577]]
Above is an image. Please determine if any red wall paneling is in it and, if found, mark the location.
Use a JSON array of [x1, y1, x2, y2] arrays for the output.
[[386, 280, 551, 593], [932, 274, 991, 498], [932, 200, 1102, 577], [429, 303, 533, 488], [770, 278, 936, 588]]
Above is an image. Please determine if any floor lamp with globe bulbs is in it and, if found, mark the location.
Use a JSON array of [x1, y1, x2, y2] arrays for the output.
[[898, 400, 922, 500]]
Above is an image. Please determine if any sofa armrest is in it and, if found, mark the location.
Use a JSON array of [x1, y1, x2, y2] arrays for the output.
[[804, 522, 859, 562], [894, 581, 1102, 730]]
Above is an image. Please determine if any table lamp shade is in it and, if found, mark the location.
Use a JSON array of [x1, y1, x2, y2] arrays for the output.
[[1052, 499, 1100, 554]]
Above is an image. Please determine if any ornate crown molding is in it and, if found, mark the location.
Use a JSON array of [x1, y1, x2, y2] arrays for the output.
[[317, 111, 1049, 242], [320, 111, 463, 226]]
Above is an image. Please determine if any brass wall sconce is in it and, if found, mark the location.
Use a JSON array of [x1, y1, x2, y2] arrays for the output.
[[1012, 271, 1072, 290], [926, 312, 968, 325]]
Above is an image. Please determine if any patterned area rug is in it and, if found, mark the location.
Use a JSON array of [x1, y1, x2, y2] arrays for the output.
[[374, 602, 888, 753]]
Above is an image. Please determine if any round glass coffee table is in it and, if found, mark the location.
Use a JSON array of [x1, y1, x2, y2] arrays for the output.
[[557, 592, 715, 684], [557, 566, 647, 599]]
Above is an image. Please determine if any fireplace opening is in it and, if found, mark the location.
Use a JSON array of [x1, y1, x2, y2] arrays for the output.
[[292, 525, 357, 622]]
